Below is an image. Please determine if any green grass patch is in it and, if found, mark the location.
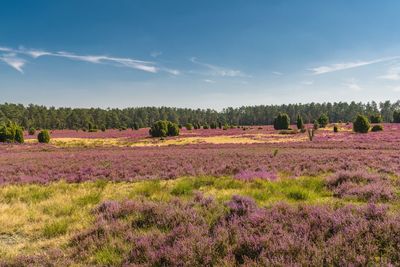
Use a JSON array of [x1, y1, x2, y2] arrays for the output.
[[43, 220, 69, 238], [94, 246, 123, 266]]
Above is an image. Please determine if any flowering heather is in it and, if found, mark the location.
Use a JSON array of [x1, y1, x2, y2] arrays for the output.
[[8, 195, 398, 266], [326, 170, 395, 202]]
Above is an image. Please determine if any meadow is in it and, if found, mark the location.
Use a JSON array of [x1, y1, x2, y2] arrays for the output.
[[1, 124, 400, 266]]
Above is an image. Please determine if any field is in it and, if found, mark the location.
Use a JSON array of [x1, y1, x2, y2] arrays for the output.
[[1, 124, 400, 266]]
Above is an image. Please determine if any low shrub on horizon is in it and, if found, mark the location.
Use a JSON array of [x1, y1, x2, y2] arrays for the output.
[[38, 130, 51, 143], [371, 124, 383, 132]]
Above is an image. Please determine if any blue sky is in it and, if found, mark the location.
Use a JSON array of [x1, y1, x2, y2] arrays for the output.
[[1, 1, 400, 109]]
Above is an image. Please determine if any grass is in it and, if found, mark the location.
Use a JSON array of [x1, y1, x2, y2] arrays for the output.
[[0, 173, 395, 261]]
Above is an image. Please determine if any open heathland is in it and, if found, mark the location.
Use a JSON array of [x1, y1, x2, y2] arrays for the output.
[[1, 123, 400, 266]]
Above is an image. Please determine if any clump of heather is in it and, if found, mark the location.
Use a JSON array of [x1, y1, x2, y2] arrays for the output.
[[65, 196, 400, 266], [326, 170, 394, 202], [234, 168, 277, 182]]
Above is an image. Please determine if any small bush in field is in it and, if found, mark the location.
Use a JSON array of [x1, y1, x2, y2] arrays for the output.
[[369, 113, 383, 123], [313, 120, 319, 130], [38, 130, 51, 143], [353, 114, 370, 133], [394, 110, 400, 123], [333, 124, 338, 132], [210, 122, 217, 129], [0, 121, 24, 143], [273, 113, 290, 130], [100, 126, 106, 132], [185, 123, 193, 130], [371, 125, 383, 132], [28, 127, 36, 135], [296, 114, 304, 130], [318, 114, 329, 128], [149, 120, 179, 137], [203, 124, 209, 129]]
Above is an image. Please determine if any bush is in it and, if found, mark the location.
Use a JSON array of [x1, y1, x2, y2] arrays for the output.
[[210, 122, 217, 129], [218, 122, 223, 129], [167, 121, 180, 136], [149, 120, 179, 137], [371, 125, 383, 132], [296, 114, 304, 130], [28, 127, 36, 135], [333, 125, 338, 133], [38, 130, 51, 143], [0, 121, 24, 143], [273, 113, 290, 130], [393, 110, 400, 123], [100, 126, 106, 132], [185, 123, 193, 130], [133, 122, 139, 130], [313, 120, 319, 130], [15, 127, 24, 143], [369, 113, 382, 123], [353, 115, 370, 133], [203, 124, 209, 129], [318, 114, 329, 128]]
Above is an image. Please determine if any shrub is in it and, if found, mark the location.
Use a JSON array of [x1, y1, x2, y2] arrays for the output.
[[15, 127, 24, 143], [28, 127, 36, 135], [149, 120, 179, 137], [353, 115, 370, 133], [149, 120, 168, 137], [133, 122, 139, 130], [0, 121, 24, 143], [203, 124, 209, 129], [100, 126, 106, 132], [313, 120, 319, 130], [333, 124, 338, 132], [307, 128, 315, 141], [393, 110, 400, 123], [223, 124, 229, 130], [369, 113, 383, 123], [296, 114, 304, 130], [38, 130, 51, 143], [218, 122, 223, 129], [273, 113, 290, 130], [167, 121, 180, 136], [371, 125, 383, 132], [185, 123, 193, 130], [318, 114, 329, 128], [210, 122, 217, 129]]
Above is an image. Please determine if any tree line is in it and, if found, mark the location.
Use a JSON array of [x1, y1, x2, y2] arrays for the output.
[[0, 100, 399, 130]]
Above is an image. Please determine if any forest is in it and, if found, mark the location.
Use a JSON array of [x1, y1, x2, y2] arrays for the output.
[[1, 100, 400, 130]]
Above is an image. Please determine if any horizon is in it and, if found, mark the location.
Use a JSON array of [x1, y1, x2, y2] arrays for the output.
[[2, 1, 400, 109]]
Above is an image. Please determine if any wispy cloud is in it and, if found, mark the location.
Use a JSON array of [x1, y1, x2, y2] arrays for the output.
[[204, 79, 216, 83], [310, 56, 400, 75], [0, 45, 179, 74], [190, 57, 248, 77], [343, 79, 362, 91], [0, 53, 26, 73], [378, 65, 400, 81], [271, 71, 283, 75]]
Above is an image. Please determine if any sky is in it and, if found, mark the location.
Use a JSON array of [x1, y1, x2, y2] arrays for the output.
[[1, 0, 400, 110]]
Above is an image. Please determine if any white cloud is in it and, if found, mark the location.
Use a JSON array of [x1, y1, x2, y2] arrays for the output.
[[0, 45, 179, 74], [0, 53, 26, 73], [190, 57, 248, 77], [310, 56, 400, 75], [343, 79, 362, 91], [378, 65, 400, 81], [272, 71, 283, 75], [204, 79, 216, 83]]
